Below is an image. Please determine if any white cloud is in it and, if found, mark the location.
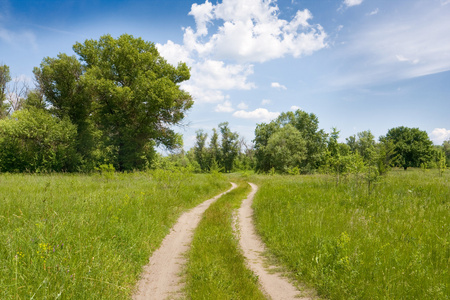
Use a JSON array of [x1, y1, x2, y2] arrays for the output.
[[430, 128, 450, 144], [290, 105, 301, 111], [0, 27, 37, 50], [157, 0, 327, 103], [215, 100, 235, 112], [156, 40, 193, 65], [261, 99, 271, 105], [182, 0, 327, 63], [331, 1, 450, 87], [182, 84, 228, 103], [344, 0, 363, 7], [191, 60, 255, 90], [237, 102, 248, 109], [368, 8, 379, 16], [396, 54, 419, 65], [233, 108, 280, 122], [271, 82, 287, 90]]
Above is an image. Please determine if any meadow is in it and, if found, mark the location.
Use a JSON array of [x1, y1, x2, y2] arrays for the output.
[[252, 170, 450, 299], [0, 170, 228, 299]]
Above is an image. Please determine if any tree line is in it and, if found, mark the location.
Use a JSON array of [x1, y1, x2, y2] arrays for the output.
[[0, 34, 448, 174], [186, 110, 448, 177]]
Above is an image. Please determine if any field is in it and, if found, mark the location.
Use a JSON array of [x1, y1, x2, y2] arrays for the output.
[[0, 170, 228, 299], [1, 169, 448, 299], [252, 170, 450, 299]]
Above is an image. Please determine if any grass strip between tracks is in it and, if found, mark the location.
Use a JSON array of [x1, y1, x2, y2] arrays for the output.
[[185, 181, 266, 299]]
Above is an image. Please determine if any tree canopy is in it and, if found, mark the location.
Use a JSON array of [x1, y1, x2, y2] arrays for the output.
[[383, 126, 433, 170], [254, 109, 327, 173], [31, 34, 193, 171]]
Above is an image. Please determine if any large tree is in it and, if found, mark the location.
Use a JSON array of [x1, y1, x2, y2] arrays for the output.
[[383, 126, 433, 170], [265, 124, 306, 173], [34, 34, 193, 171]]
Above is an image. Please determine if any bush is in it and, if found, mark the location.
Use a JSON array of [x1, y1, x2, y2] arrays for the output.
[[0, 108, 79, 172]]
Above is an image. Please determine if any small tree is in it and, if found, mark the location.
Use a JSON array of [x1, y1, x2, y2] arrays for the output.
[[218, 122, 239, 173], [194, 129, 208, 171], [0, 64, 11, 118], [438, 150, 447, 177]]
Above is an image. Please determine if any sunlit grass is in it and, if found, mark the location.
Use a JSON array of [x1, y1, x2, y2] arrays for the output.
[[185, 181, 266, 299], [0, 171, 228, 299], [252, 170, 450, 299]]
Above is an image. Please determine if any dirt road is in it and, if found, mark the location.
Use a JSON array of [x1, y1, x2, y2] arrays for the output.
[[236, 183, 311, 300], [133, 183, 237, 300]]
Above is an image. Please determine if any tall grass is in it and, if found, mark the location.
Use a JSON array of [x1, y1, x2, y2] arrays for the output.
[[185, 181, 266, 299], [0, 170, 228, 299], [252, 170, 449, 299]]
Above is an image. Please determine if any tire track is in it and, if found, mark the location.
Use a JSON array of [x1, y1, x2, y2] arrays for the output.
[[237, 182, 311, 300], [133, 182, 237, 300]]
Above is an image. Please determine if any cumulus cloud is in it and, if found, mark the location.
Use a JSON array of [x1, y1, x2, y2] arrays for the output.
[[344, 0, 363, 7], [430, 128, 450, 144], [271, 82, 287, 90], [290, 105, 301, 111], [215, 100, 235, 112], [190, 60, 255, 90], [182, 0, 327, 63], [157, 0, 326, 104], [237, 102, 249, 109], [261, 99, 271, 105], [233, 108, 280, 122], [156, 40, 193, 65]]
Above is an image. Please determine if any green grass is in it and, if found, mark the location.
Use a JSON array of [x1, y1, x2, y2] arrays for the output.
[[185, 181, 266, 300], [251, 170, 450, 300], [0, 170, 229, 299]]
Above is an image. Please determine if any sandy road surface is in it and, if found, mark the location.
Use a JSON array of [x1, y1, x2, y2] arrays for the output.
[[133, 182, 237, 300], [237, 182, 311, 300]]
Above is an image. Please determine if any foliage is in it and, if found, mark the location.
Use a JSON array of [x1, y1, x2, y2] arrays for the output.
[[0, 108, 79, 172], [252, 171, 450, 299], [383, 126, 433, 170], [0, 172, 229, 299], [346, 130, 376, 162], [194, 129, 209, 171], [254, 109, 327, 173], [30, 34, 193, 171], [186, 182, 265, 299], [265, 124, 306, 173], [218, 122, 239, 173], [33, 54, 95, 164], [0, 64, 11, 118]]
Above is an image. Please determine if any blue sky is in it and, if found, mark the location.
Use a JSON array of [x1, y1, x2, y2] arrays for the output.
[[1, 0, 450, 150]]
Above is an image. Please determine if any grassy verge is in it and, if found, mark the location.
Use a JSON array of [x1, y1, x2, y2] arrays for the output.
[[251, 170, 449, 299], [0, 170, 228, 299], [185, 181, 266, 299]]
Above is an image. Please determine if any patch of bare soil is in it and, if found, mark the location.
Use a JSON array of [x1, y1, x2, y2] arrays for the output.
[[133, 182, 237, 300], [236, 182, 312, 300]]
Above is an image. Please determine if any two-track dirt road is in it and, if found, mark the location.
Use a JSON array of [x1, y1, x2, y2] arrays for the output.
[[133, 182, 310, 300]]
